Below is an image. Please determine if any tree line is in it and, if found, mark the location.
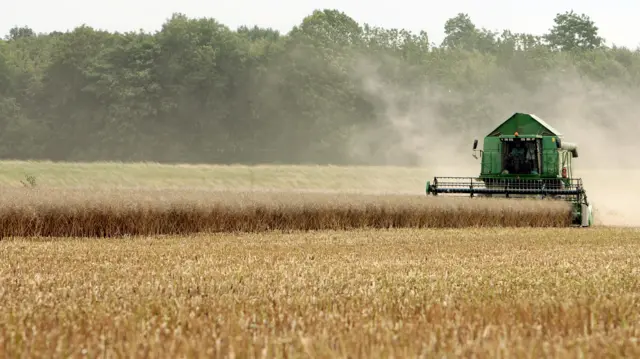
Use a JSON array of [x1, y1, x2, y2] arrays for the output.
[[1, 10, 638, 166]]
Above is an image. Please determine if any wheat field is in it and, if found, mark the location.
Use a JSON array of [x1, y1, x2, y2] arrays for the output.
[[0, 161, 582, 238], [0, 187, 575, 238], [1, 228, 640, 358], [3, 160, 635, 228], [1, 160, 638, 358]]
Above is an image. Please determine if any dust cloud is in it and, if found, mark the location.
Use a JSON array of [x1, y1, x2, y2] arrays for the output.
[[542, 70, 640, 227], [345, 57, 640, 227], [346, 55, 479, 174]]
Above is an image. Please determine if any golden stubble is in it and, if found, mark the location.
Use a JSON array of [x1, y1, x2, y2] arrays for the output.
[[0, 228, 639, 358], [0, 187, 575, 238]]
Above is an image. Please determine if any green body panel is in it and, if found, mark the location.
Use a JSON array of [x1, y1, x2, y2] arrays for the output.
[[480, 136, 500, 175], [542, 137, 559, 177]]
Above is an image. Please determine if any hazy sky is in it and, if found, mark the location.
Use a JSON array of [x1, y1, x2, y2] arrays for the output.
[[3, 0, 639, 48]]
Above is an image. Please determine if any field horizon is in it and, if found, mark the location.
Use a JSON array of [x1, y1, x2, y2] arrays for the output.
[[0, 159, 636, 229]]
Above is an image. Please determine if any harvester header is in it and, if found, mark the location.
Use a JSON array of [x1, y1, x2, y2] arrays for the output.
[[426, 112, 593, 226]]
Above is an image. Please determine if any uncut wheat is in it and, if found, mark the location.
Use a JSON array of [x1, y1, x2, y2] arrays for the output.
[[0, 187, 574, 238]]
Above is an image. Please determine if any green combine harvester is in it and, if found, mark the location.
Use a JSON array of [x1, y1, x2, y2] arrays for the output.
[[425, 112, 593, 227]]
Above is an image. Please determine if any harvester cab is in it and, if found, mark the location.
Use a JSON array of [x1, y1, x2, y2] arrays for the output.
[[426, 112, 593, 227]]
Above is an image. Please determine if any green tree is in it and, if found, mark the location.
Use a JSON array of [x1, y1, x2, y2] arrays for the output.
[[441, 13, 497, 53], [544, 10, 604, 51], [0, 9, 636, 166], [5, 26, 35, 40]]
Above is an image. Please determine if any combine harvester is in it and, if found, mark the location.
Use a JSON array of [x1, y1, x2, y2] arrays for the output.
[[425, 112, 593, 227]]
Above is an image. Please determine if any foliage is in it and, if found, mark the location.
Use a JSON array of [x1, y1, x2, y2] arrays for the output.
[[544, 10, 604, 51], [0, 10, 635, 165]]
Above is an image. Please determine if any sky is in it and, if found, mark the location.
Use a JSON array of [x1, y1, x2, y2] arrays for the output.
[[3, 0, 639, 48]]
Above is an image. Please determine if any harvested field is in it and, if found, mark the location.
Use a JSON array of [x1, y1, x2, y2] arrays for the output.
[[0, 187, 573, 238], [0, 160, 434, 193], [1, 228, 640, 357]]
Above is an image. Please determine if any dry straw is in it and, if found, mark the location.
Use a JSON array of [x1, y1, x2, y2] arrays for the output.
[[0, 187, 574, 238]]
